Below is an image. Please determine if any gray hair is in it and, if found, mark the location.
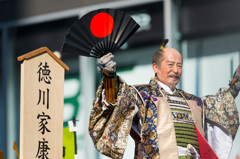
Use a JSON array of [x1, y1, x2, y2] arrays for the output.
[[152, 49, 164, 66], [152, 49, 164, 77]]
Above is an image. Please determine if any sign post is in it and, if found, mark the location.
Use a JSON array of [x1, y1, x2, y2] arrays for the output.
[[18, 47, 69, 159]]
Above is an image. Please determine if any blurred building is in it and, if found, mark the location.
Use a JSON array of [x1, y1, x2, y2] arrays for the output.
[[1, 0, 240, 158]]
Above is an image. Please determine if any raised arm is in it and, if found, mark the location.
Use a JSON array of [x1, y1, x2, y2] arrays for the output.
[[203, 65, 240, 138], [88, 53, 144, 158], [202, 65, 240, 158]]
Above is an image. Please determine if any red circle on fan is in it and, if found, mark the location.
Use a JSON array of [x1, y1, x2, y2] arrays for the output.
[[90, 12, 114, 38]]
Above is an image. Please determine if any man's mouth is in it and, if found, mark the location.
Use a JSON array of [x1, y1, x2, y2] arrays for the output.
[[168, 75, 179, 80]]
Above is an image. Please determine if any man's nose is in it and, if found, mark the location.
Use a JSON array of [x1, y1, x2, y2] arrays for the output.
[[172, 65, 177, 73]]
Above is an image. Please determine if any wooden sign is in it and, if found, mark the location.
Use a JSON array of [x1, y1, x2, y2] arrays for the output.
[[18, 47, 69, 159]]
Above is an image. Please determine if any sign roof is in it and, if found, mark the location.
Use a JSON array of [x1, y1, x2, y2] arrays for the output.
[[17, 47, 69, 71]]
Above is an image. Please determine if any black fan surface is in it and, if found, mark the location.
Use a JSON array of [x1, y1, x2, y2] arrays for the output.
[[62, 8, 140, 58]]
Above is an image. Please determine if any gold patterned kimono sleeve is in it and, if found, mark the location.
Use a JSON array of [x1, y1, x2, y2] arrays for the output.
[[89, 77, 144, 159], [203, 88, 239, 139]]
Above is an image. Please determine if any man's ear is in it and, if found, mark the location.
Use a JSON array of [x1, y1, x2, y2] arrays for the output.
[[152, 63, 158, 73]]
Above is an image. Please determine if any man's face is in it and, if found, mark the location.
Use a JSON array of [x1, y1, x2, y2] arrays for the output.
[[152, 48, 182, 90]]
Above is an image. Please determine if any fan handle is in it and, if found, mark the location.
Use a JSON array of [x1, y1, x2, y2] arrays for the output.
[[103, 77, 116, 103], [97, 64, 118, 103]]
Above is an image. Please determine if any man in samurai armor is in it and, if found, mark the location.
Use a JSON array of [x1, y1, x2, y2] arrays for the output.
[[89, 47, 239, 159]]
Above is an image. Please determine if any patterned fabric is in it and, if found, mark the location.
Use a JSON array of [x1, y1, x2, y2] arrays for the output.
[[134, 78, 202, 158], [89, 77, 239, 159], [161, 88, 199, 154], [171, 111, 193, 122], [204, 88, 239, 139], [175, 123, 199, 152], [134, 83, 160, 158], [89, 77, 144, 159]]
